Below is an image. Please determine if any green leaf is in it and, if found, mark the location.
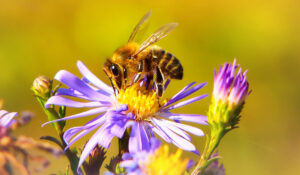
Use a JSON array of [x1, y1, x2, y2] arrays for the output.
[[40, 136, 64, 149]]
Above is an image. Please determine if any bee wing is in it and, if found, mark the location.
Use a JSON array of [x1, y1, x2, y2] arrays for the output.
[[134, 23, 178, 56], [128, 10, 152, 43]]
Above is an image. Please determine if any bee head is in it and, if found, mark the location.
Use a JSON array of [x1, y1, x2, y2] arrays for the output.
[[103, 59, 127, 91]]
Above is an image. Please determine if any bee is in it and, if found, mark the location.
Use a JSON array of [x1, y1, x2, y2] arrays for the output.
[[103, 11, 183, 96]]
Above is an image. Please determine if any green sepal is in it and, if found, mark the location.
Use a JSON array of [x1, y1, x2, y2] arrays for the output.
[[34, 95, 65, 133], [208, 99, 245, 132]]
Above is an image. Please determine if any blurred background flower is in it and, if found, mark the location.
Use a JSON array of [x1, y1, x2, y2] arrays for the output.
[[0, 109, 63, 175], [0, 0, 299, 174], [120, 138, 190, 175]]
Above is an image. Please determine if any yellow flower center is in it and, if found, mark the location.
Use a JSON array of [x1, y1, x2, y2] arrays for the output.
[[143, 145, 189, 175], [117, 83, 166, 120]]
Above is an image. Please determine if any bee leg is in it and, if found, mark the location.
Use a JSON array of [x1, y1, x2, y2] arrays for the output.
[[133, 73, 141, 84], [155, 67, 164, 97], [133, 60, 144, 83]]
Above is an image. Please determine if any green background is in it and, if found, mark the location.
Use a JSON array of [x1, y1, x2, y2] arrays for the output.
[[0, 0, 299, 174]]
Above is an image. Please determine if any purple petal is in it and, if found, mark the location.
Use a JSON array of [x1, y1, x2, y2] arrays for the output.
[[164, 79, 171, 90], [77, 61, 114, 94], [165, 82, 196, 106], [163, 120, 204, 136], [187, 160, 195, 169], [41, 107, 110, 127], [115, 104, 128, 112], [77, 123, 114, 171], [122, 153, 133, 160], [64, 125, 99, 150], [97, 125, 115, 148], [167, 82, 207, 106], [45, 96, 107, 108], [56, 88, 91, 100], [54, 70, 111, 101], [151, 118, 197, 151], [159, 119, 192, 141], [129, 122, 150, 153], [0, 112, 17, 127], [151, 127, 171, 143], [231, 59, 237, 77], [149, 138, 161, 152], [64, 126, 84, 142], [0, 110, 8, 118], [64, 114, 106, 142], [138, 123, 150, 151], [164, 94, 208, 110], [77, 127, 106, 170], [110, 122, 128, 138], [129, 123, 140, 153], [151, 118, 178, 143], [159, 113, 208, 125], [236, 83, 249, 102], [119, 160, 138, 168]]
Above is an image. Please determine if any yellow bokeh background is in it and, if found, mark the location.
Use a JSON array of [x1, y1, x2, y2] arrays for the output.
[[0, 0, 299, 174]]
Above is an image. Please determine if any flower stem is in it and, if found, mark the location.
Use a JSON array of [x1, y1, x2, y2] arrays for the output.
[[59, 133, 82, 175], [34, 95, 81, 175], [191, 127, 226, 175]]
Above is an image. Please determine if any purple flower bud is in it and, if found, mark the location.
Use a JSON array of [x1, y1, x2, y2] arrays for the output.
[[209, 59, 251, 130], [83, 145, 107, 175], [213, 59, 250, 108]]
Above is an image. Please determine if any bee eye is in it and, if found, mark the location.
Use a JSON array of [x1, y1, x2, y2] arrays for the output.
[[110, 64, 120, 76]]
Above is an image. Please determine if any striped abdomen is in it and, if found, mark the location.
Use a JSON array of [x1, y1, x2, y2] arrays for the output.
[[151, 48, 183, 80]]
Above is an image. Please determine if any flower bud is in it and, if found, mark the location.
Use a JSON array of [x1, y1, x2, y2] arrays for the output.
[[32, 76, 52, 98], [209, 59, 251, 130], [83, 145, 107, 175]]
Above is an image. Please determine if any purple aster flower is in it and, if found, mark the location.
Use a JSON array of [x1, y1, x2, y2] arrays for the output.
[[119, 138, 192, 175], [42, 61, 207, 170], [0, 110, 17, 136]]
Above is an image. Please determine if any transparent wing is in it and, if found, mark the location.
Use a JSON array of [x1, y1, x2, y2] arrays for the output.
[[134, 23, 178, 56], [128, 10, 152, 43]]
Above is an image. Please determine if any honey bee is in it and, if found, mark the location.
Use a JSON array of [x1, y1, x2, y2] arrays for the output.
[[103, 11, 183, 96]]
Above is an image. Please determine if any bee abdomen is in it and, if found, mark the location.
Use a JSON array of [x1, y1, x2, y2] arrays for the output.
[[155, 50, 183, 80]]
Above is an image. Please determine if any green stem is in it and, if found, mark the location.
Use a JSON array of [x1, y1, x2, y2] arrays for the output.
[[35, 96, 81, 175], [191, 127, 226, 175], [59, 133, 82, 175], [36, 96, 65, 134]]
